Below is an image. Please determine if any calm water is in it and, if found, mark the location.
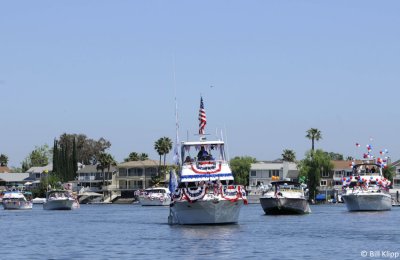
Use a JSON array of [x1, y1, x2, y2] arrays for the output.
[[1, 203, 399, 259]]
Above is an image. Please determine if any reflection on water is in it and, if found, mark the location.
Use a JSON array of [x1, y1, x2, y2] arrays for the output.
[[0, 204, 399, 259]]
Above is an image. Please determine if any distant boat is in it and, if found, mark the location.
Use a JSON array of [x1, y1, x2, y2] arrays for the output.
[[138, 187, 171, 206], [341, 163, 391, 211], [43, 190, 75, 210], [259, 181, 311, 214], [2, 191, 33, 210], [32, 197, 46, 204]]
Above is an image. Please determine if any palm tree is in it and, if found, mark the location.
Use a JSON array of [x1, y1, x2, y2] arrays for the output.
[[97, 152, 117, 199], [0, 154, 8, 166], [124, 152, 139, 162], [282, 149, 296, 162], [306, 128, 322, 152], [154, 137, 172, 167], [139, 153, 148, 161]]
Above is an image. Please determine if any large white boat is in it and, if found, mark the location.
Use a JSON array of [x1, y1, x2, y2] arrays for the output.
[[341, 163, 391, 211], [138, 187, 171, 206], [259, 181, 311, 214], [43, 190, 75, 210], [2, 191, 33, 210], [168, 97, 247, 225]]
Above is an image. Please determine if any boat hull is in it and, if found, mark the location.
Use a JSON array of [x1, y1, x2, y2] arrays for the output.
[[139, 197, 171, 206], [2, 201, 33, 210], [170, 199, 244, 224], [342, 192, 392, 211], [260, 197, 311, 214], [43, 199, 74, 210]]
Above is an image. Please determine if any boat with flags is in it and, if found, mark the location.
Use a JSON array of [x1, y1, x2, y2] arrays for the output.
[[168, 97, 247, 225], [341, 161, 391, 211]]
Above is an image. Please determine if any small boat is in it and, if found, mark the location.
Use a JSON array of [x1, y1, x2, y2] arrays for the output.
[[32, 197, 47, 204], [43, 190, 75, 210], [259, 181, 311, 214], [341, 163, 391, 211], [138, 187, 171, 206], [168, 97, 247, 225], [2, 191, 33, 210]]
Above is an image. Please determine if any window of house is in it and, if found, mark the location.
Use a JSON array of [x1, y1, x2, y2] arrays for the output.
[[35, 173, 41, 179], [320, 180, 327, 186], [250, 170, 256, 177], [119, 168, 127, 177], [269, 170, 279, 177], [322, 171, 329, 178]]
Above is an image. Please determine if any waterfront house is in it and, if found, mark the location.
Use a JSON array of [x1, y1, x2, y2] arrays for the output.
[[0, 173, 30, 190], [77, 164, 117, 192], [248, 160, 299, 188], [391, 160, 400, 189], [116, 160, 163, 198]]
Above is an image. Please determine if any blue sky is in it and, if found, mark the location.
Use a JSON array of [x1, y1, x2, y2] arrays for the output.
[[1, 1, 399, 167]]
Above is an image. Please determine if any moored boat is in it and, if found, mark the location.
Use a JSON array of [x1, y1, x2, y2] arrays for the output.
[[138, 187, 171, 206], [260, 181, 311, 214], [2, 191, 33, 210], [43, 190, 75, 210], [168, 97, 247, 225], [341, 163, 391, 211]]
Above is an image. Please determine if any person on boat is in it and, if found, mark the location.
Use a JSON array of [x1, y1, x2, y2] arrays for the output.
[[197, 146, 209, 161], [371, 167, 376, 173], [185, 156, 192, 163]]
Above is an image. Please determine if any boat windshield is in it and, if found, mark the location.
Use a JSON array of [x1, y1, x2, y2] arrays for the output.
[[181, 143, 226, 164], [276, 184, 301, 191]]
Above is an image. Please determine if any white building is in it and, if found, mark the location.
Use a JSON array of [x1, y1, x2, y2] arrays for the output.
[[249, 160, 299, 188]]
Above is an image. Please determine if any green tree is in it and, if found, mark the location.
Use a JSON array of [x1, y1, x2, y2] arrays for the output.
[[97, 152, 117, 192], [24, 144, 51, 169], [154, 137, 173, 167], [230, 156, 257, 186], [306, 128, 322, 152], [325, 152, 344, 161], [0, 154, 8, 166], [58, 133, 111, 165], [124, 152, 149, 162], [383, 164, 395, 184], [346, 156, 354, 161], [282, 149, 296, 162], [298, 149, 333, 202], [150, 175, 162, 187]]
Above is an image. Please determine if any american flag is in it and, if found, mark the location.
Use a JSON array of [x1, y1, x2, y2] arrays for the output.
[[198, 97, 206, 134]]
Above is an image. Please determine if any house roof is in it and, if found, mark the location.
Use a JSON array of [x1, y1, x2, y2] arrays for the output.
[[118, 160, 160, 168], [0, 173, 30, 182], [0, 166, 10, 173], [250, 162, 284, 170], [26, 164, 53, 174], [331, 160, 363, 170], [77, 164, 117, 174]]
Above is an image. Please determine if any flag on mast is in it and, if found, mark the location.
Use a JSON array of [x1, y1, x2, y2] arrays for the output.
[[198, 96, 207, 135]]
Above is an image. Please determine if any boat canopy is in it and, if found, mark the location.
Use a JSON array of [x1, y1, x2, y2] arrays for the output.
[[179, 140, 233, 182]]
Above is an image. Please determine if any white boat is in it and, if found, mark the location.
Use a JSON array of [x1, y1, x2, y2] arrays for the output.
[[138, 187, 171, 206], [341, 163, 391, 211], [43, 190, 75, 210], [259, 181, 311, 214], [168, 97, 247, 225], [2, 191, 33, 210], [32, 197, 46, 204]]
